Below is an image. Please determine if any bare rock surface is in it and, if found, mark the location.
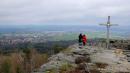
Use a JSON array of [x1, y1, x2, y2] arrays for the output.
[[33, 44, 130, 73]]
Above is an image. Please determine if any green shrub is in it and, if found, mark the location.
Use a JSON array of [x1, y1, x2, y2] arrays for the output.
[[60, 63, 73, 73]]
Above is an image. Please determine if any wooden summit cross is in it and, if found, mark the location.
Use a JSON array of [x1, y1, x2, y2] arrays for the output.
[[99, 16, 118, 49]]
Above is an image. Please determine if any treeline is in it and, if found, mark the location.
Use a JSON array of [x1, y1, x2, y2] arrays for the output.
[[0, 40, 77, 55], [0, 38, 110, 55]]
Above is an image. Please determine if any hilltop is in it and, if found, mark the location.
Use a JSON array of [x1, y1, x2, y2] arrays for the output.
[[34, 44, 130, 73]]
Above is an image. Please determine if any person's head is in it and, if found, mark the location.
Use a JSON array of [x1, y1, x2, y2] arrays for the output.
[[79, 33, 82, 36]]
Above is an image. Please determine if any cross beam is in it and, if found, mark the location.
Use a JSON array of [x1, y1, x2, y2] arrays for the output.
[[99, 16, 118, 49]]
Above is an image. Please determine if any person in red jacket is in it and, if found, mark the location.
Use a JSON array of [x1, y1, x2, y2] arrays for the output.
[[82, 34, 87, 46]]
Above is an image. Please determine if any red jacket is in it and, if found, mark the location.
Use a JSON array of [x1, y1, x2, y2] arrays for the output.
[[82, 35, 87, 43]]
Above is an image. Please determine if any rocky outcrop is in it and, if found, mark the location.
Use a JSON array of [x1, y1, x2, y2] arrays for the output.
[[34, 44, 130, 73]]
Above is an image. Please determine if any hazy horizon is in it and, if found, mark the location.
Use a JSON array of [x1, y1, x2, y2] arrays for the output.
[[0, 24, 129, 33]]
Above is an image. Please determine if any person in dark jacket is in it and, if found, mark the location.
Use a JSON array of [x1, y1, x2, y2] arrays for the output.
[[79, 33, 83, 47]]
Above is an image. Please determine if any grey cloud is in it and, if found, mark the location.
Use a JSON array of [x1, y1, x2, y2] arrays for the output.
[[0, 0, 130, 25]]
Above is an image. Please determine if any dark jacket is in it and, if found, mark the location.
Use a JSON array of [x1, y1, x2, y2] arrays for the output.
[[79, 34, 82, 43]]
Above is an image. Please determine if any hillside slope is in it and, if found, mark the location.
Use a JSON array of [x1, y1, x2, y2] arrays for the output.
[[34, 44, 130, 73]]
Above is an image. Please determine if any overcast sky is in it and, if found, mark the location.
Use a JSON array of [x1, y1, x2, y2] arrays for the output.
[[0, 0, 130, 26]]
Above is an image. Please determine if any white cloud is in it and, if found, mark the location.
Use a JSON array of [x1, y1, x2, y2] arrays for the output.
[[0, 0, 130, 25]]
